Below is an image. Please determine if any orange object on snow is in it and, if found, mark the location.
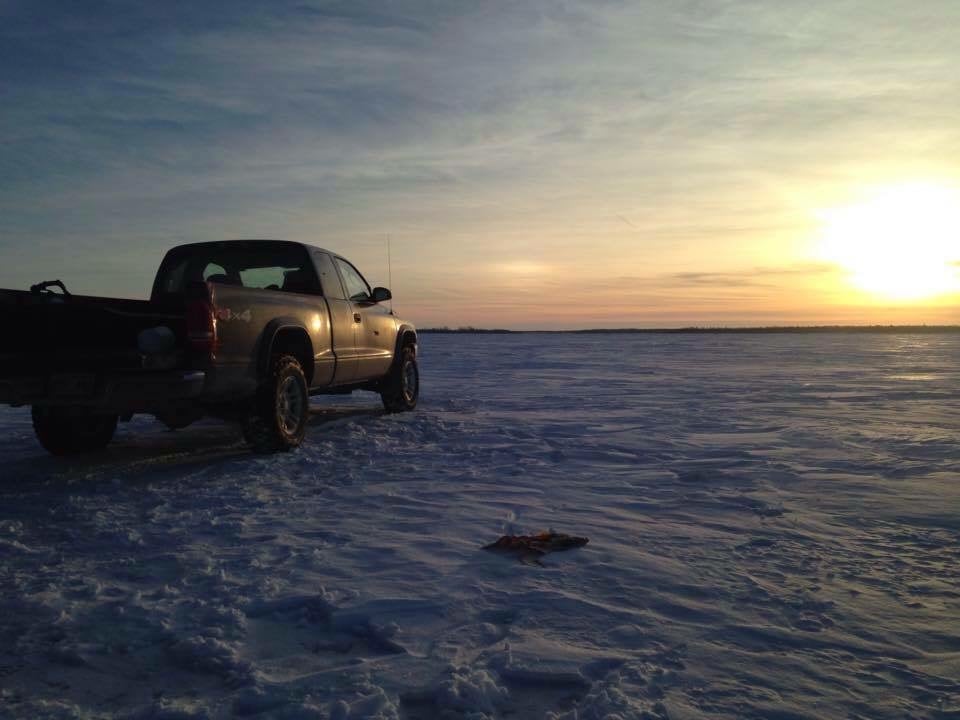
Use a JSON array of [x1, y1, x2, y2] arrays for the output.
[[483, 531, 589, 562]]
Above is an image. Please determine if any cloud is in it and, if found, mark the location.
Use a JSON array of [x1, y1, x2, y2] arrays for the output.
[[616, 264, 838, 290]]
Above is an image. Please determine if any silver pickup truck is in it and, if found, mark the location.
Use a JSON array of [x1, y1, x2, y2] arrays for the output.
[[0, 240, 418, 454]]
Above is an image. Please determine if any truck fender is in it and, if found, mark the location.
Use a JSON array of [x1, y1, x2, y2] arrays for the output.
[[258, 318, 315, 384]]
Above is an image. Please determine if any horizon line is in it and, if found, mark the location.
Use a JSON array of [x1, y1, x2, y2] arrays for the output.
[[419, 324, 960, 334]]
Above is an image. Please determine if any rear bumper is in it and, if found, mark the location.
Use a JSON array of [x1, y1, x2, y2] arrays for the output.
[[0, 370, 206, 411]]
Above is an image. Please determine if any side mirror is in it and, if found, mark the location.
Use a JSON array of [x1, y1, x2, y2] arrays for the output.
[[371, 286, 392, 303]]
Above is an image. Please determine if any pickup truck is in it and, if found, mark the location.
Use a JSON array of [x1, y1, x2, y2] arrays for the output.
[[0, 240, 418, 455]]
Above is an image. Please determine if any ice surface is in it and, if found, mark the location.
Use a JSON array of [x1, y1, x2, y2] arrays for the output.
[[1, 333, 959, 719]]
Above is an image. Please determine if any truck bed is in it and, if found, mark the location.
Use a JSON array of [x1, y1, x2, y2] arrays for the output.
[[0, 289, 187, 374]]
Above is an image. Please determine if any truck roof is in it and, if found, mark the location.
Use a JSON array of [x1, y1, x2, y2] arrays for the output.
[[165, 239, 340, 258]]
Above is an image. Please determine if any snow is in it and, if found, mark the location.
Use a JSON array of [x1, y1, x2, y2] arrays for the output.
[[1, 332, 959, 719]]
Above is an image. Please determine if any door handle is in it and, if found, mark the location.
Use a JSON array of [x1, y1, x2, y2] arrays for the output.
[[353, 313, 362, 323]]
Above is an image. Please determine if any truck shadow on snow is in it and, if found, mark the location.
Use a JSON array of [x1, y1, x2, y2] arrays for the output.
[[1, 403, 386, 484]]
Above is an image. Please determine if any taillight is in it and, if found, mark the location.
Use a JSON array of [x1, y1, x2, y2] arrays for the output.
[[186, 291, 218, 355]]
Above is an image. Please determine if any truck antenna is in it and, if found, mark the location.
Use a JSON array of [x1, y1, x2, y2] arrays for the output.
[[386, 234, 394, 315]]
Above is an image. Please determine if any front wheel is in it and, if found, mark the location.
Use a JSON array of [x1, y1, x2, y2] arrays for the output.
[[242, 354, 309, 453], [380, 345, 419, 413], [31, 406, 118, 456]]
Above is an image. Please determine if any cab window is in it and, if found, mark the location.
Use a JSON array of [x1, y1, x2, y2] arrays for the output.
[[153, 242, 320, 297], [334, 258, 371, 301], [239, 266, 287, 290]]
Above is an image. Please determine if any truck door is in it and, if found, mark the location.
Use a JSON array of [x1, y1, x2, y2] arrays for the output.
[[332, 256, 396, 381], [312, 251, 358, 384]]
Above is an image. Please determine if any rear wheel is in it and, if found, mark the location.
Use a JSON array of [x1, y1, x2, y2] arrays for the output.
[[380, 345, 419, 413], [242, 355, 309, 453], [31, 406, 118, 456]]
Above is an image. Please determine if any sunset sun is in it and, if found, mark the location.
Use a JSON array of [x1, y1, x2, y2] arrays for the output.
[[817, 183, 960, 301]]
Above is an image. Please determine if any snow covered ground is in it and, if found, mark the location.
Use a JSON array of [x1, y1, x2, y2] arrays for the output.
[[1, 332, 959, 720]]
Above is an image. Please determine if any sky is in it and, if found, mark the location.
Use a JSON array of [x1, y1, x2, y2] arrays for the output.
[[2, 0, 959, 329]]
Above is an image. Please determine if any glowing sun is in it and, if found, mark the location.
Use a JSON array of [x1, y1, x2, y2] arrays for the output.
[[817, 182, 960, 301]]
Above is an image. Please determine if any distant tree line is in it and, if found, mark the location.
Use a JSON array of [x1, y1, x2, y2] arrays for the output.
[[419, 325, 960, 334], [419, 326, 513, 333]]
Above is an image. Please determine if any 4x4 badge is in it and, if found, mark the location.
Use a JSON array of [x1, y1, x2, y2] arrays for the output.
[[216, 308, 252, 322]]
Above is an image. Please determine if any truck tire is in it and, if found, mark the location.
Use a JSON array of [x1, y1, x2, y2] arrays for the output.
[[31, 406, 118, 456], [242, 354, 309, 453], [380, 345, 419, 413]]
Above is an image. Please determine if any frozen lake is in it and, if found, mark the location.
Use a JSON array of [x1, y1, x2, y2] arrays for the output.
[[1, 332, 958, 719]]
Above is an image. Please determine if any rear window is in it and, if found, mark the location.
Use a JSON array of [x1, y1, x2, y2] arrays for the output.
[[154, 242, 320, 297]]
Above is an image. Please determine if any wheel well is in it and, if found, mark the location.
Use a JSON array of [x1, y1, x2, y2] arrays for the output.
[[398, 329, 417, 359], [270, 328, 314, 384]]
